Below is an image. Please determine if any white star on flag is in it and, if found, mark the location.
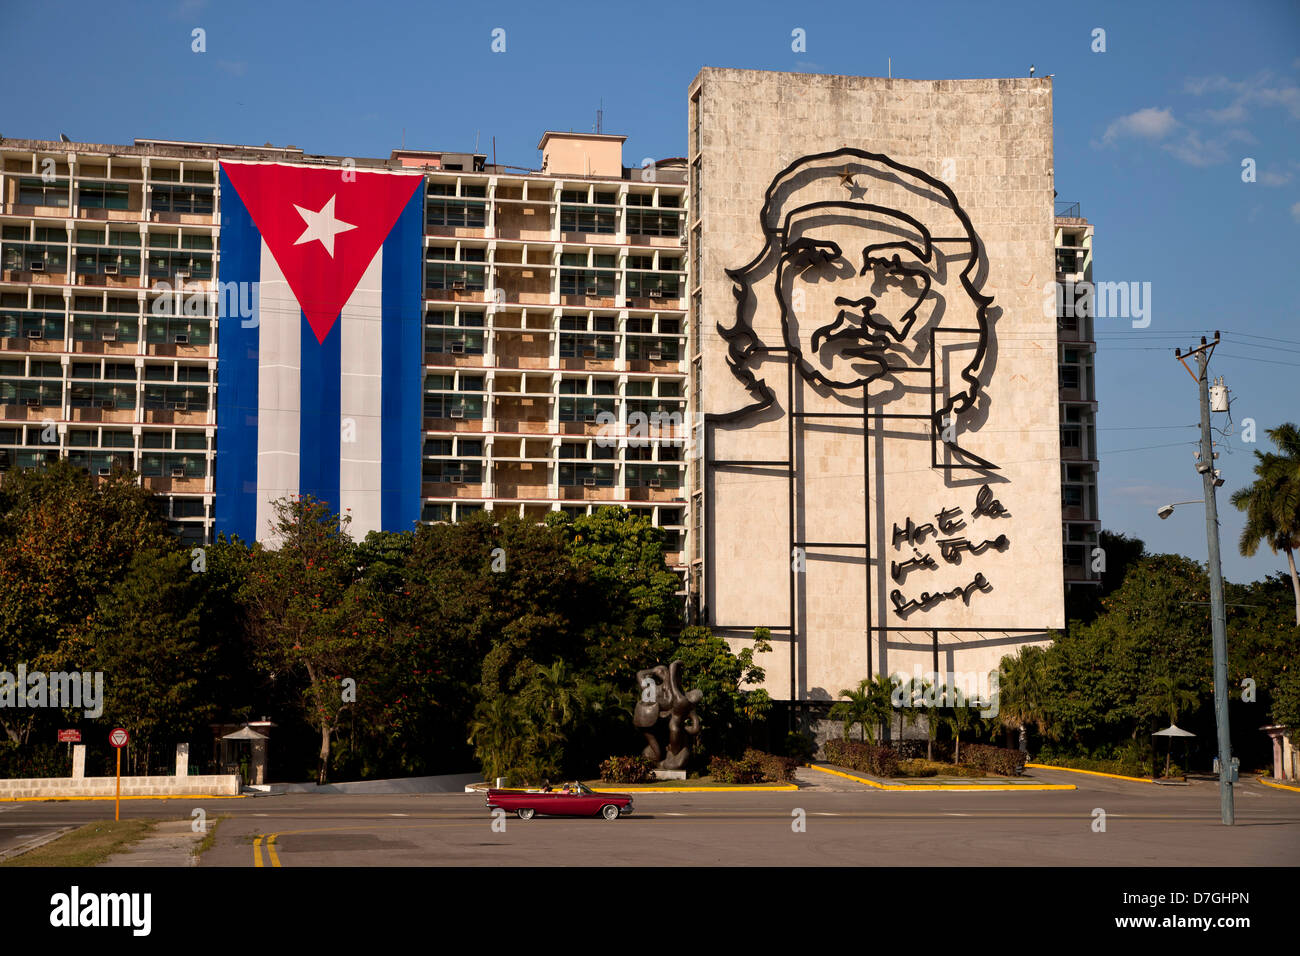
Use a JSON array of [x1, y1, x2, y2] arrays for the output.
[[292, 195, 357, 257]]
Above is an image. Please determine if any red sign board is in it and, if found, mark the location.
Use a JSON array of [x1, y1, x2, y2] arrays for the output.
[[109, 728, 129, 748], [57, 730, 81, 743]]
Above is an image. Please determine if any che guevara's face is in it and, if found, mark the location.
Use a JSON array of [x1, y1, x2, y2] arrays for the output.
[[776, 215, 941, 391]]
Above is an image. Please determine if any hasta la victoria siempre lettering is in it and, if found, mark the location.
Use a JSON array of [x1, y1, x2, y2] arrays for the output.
[[888, 483, 1008, 616]]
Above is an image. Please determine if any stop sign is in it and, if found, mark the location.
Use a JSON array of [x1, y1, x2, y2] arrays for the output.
[[109, 728, 129, 748]]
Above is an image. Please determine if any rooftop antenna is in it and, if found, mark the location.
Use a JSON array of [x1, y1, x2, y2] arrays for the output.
[[474, 130, 480, 153], [596, 99, 604, 135], [888, 57, 892, 78], [401, 127, 405, 150]]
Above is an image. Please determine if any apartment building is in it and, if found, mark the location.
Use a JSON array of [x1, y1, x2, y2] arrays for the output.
[[1054, 202, 1101, 590], [0, 132, 689, 571]]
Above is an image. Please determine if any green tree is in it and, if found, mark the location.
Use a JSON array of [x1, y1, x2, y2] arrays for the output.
[[997, 645, 1050, 752], [240, 496, 379, 784], [1232, 423, 1300, 625], [669, 626, 772, 758], [831, 679, 879, 743], [0, 461, 170, 745], [1144, 669, 1200, 775], [74, 548, 219, 774]]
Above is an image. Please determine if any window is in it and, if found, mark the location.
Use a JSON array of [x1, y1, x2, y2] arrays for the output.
[[1063, 486, 1083, 508], [78, 182, 130, 210], [426, 199, 486, 229], [559, 463, 614, 486], [1059, 366, 1080, 390], [152, 185, 214, 215], [18, 178, 69, 207]]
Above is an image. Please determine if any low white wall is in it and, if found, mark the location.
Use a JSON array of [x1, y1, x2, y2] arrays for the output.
[[0, 775, 240, 799]]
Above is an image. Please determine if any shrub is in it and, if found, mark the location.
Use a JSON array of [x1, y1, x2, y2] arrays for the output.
[[709, 754, 764, 784], [707, 749, 795, 784], [822, 739, 900, 778], [1031, 753, 1152, 779], [959, 743, 1028, 777], [744, 748, 798, 783], [599, 755, 656, 784], [896, 758, 940, 778]]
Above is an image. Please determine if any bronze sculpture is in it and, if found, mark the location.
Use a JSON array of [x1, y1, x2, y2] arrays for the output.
[[634, 660, 703, 770]]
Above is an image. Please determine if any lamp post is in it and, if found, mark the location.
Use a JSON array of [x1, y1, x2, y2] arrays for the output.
[[1170, 333, 1235, 826]]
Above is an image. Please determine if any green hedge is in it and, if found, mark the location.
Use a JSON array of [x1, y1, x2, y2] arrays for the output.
[[822, 739, 900, 778], [708, 749, 798, 784], [958, 743, 1028, 776], [599, 755, 656, 784]]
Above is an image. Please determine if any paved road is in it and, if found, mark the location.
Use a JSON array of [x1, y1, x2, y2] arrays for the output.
[[2, 771, 1295, 866]]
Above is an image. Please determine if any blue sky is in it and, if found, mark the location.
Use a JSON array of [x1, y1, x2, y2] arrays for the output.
[[3, 0, 1297, 583]]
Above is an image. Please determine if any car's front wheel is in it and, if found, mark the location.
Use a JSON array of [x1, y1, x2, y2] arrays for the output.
[[517, 808, 535, 820], [601, 804, 620, 821]]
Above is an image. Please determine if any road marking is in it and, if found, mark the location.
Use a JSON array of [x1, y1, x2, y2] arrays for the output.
[[812, 812, 841, 816], [943, 813, 971, 817], [267, 833, 281, 867], [387, 813, 409, 817], [252, 836, 263, 868], [664, 812, 688, 816]]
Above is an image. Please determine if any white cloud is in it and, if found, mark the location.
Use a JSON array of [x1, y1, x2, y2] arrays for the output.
[[1291, 201, 1300, 224], [1101, 107, 1177, 145], [1260, 170, 1293, 187], [1185, 72, 1300, 122]]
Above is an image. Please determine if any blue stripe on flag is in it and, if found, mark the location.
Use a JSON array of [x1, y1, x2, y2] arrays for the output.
[[299, 314, 342, 515], [214, 168, 260, 544], [381, 183, 425, 532]]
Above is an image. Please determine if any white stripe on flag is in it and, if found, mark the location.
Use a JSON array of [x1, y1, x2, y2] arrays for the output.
[[256, 245, 301, 542], [339, 249, 384, 537]]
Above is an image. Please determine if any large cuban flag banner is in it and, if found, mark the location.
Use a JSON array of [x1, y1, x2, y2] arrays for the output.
[[215, 161, 425, 543]]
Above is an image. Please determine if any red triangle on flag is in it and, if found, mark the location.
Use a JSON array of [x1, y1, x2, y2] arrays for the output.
[[221, 162, 423, 343]]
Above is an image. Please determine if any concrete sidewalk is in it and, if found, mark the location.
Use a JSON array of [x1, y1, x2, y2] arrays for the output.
[[99, 820, 204, 867]]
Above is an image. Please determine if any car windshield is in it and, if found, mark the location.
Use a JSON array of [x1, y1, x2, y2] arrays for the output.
[[571, 782, 592, 794]]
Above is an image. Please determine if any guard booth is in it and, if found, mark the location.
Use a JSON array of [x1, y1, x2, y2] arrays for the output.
[[211, 720, 276, 786]]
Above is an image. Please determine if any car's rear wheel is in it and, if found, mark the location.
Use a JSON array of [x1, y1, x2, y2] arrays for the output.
[[601, 804, 620, 821], [517, 808, 535, 820]]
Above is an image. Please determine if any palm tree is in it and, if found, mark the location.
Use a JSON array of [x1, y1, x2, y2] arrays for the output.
[[1149, 671, 1199, 775], [942, 693, 982, 764], [1231, 422, 1300, 625], [998, 646, 1050, 753], [830, 680, 876, 743], [865, 673, 895, 743]]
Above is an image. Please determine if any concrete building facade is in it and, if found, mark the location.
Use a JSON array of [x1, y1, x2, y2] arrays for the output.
[[688, 68, 1067, 704]]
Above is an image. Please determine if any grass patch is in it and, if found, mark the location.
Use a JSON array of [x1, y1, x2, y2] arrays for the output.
[[195, 815, 227, 859], [1, 819, 156, 868]]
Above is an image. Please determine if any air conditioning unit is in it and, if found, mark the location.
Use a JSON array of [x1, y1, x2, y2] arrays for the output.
[[171, 466, 186, 478], [583, 414, 597, 424], [26, 329, 43, 339], [173, 333, 189, 344], [648, 289, 663, 298], [449, 474, 464, 483], [584, 286, 598, 295], [97, 467, 111, 476], [173, 270, 188, 281], [169, 401, 188, 411], [25, 397, 42, 407], [582, 477, 596, 486], [450, 342, 465, 354], [102, 264, 118, 275], [99, 399, 115, 409], [29, 261, 44, 272], [450, 280, 467, 291], [648, 350, 663, 361], [100, 330, 117, 341], [679, 235, 688, 246], [648, 478, 662, 488], [449, 406, 465, 419]]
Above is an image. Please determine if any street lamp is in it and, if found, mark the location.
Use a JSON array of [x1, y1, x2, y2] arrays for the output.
[[1156, 500, 1204, 520]]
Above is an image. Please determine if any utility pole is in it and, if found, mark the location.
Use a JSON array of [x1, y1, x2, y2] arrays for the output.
[[1174, 331, 1234, 825]]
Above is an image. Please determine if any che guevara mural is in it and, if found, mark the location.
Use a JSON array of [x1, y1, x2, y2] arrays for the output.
[[692, 69, 1064, 703]]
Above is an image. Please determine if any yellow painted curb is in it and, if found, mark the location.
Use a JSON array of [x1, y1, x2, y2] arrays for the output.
[[807, 764, 1075, 792], [1025, 762, 1155, 784], [0, 794, 247, 802], [1256, 775, 1300, 793], [590, 785, 799, 793]]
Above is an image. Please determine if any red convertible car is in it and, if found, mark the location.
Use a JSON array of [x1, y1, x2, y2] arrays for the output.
[[486, 782, 634, 820]]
